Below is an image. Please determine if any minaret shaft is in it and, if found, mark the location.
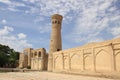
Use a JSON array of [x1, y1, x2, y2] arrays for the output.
[[48, 14, 63, 71]]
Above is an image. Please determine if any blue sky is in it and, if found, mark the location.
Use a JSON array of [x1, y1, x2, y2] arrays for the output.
[[0, 0, 120, 52]]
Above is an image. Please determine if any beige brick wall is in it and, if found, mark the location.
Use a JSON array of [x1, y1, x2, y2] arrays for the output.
[[53, 37, 120, 73], [19, 53, 28, 68], [19, 48, 48, 70], [31, 48, 48, 70]]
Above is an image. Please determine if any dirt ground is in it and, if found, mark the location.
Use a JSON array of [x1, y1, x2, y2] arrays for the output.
[[0, 71, 119, 80]]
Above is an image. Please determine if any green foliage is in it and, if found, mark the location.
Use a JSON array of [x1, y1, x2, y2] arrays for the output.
[[0, 44, 19, 67]]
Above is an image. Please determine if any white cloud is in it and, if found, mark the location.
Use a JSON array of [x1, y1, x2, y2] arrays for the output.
[[69, 0, 120, 43], [18, 33, 26, 39], [34, 16, 44, 22], [23, 0, 35, 3], [0, 0, 25, 7], [1, 19, 7, 24], [7, 7, 19, 12], [13, 2, 25, 7], [99, 1, 111, 10], [39, 0, 77, 16], [0, 0, 25, 12], [21, 0, 120, 43], [0, 26, 13, 36], [21, 0, 119, 26], [0, 0, 120, 46], [23, 0, 83, 21], [0, 0, 11, 4], [38, 24, 51, 33], [88, 37, 104, 43], [110, 27, 120, 38], [0, 26, 32, 51], [7, 1, 25, 12]]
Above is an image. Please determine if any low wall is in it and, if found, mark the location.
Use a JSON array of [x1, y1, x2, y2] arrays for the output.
[[53, 38, 120, 74], [0, 68, 41, 72]]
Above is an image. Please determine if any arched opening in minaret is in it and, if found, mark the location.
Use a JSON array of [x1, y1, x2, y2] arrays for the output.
[[57, 49, 61, 51], [55, 21, 57, 23]]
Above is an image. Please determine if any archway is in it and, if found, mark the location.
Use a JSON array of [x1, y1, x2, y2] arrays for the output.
[[95, 49, 111, 72], [70, 54, 81, 70], [64, 56, 69, 70], [84, 54, 92, 71], [115, 52, 120, 72], [54, 56, 63, 70]]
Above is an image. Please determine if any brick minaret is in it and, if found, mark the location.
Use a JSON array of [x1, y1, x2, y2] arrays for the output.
[[48, 14, 63, 71]]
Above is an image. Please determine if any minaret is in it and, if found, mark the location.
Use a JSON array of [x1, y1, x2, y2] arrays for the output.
[[48, 14, 63, 71]]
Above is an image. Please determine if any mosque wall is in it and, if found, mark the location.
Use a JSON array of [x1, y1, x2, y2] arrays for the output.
[[53, 38, 120, 73]]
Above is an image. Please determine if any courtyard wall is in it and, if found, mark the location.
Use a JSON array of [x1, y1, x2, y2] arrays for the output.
[[52, 38, 120, 73]]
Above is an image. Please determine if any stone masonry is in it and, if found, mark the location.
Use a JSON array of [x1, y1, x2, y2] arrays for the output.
[[19, 14, 120, 74], [52, 38, 120, 73], [19, 48, 48, 70], [48, 14, 63, 71]]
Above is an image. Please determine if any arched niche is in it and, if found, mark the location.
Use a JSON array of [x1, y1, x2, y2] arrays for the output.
[[38, 51, 41, 57], [95, 49, 111, 72], [31, 53, 34, 58], [64, 56, 69, 70], [115, 51, 120, 72], [54, 55, 63, 70], [70, 53, 81, 70], [34, 52, 37, 58], [84, 54, 92, 71]]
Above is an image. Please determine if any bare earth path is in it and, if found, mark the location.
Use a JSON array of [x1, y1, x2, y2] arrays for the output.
[[0, 72, 119, 80]]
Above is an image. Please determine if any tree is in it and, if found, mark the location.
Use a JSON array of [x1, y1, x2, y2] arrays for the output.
[[0, 44, 19, 67], [8, 49, 19, 67]]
